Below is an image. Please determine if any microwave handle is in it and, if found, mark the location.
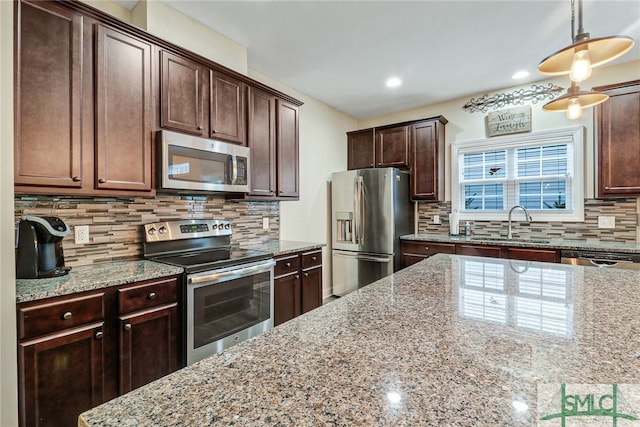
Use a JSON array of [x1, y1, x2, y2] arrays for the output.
[[231, 155, 238, 185]]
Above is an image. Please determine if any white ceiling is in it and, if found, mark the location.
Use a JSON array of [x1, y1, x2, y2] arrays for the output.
[[115, 0, 640, 119]]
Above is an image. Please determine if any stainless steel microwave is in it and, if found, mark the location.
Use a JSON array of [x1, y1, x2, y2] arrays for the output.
[[158, 131, 250, 193]]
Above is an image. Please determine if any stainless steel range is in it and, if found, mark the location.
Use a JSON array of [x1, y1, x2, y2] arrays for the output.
[[143, 219, 274, 365]]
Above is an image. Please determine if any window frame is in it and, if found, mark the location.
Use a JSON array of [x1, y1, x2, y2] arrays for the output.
[[451, 126, 584, 222]]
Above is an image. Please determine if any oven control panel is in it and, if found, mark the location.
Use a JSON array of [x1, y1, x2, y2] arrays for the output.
[[144, 219, 232, 242]]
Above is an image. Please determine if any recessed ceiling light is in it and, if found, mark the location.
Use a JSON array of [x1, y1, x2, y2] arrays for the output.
[[512, 71, 530, 80], [386, 77, 402, 88]]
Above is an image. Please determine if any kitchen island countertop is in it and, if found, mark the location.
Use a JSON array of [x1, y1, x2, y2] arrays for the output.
[[79, 254, 640, 426]]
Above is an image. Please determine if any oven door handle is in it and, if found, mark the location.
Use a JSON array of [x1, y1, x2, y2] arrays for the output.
[[188, 259, 275, 285]]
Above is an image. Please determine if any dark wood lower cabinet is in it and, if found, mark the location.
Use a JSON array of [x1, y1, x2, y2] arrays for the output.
[[401, 239, 561, 268], [274, 249, 323, 326], [17, 276, 181, 427], [18, 322, 104, 427], [119, 303, 178, 394]]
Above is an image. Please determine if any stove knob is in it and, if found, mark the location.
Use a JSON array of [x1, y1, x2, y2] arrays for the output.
[[159, 226, 167, 234], [212, 224, 218, 230], [148, 227, 157, 235], [225, 224, 231, 230]]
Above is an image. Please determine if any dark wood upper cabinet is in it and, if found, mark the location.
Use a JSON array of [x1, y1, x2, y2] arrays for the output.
[[95, 24, 153, 192], [247, 87, 277, 197], [347, 128, 375, 170], [276, 99, 299, 198], [410, 117, 446, 201], [14, 0, 84, 188], [376, 125, 409, 168], [595, 80, 640, 198], [160, 50, 205, 135], [210, 70, 246, 145]]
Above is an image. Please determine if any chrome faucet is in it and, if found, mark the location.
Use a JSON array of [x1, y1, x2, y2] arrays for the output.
[[507, 205, 532, 240]]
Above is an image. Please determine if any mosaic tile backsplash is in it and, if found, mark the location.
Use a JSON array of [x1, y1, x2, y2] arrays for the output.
[[14, 195, 279, 268], [417, 199, 639, 243]]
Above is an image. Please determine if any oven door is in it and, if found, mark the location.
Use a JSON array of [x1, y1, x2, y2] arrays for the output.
[[186, 259, 274, 365]]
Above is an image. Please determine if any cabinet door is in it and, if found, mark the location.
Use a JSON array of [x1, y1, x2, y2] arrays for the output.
[[160, 50, 205, 135], [277, 99, 299, 198], [274, 273, 300, 326], [411, 119, 444, 201], [301, 266, 322, 314], [95, 25, 152, 191], [347, 129, 375, 170], [210, 70, 246, 145], [119, 303, 178, 394], [596, 80, 640, 197], [18, 323, 104, 427], [376, 125, 409, 167], [247, 87, 277, 197], [15, 1, 84, 188]]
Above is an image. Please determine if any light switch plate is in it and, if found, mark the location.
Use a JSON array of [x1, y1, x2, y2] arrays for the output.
[[262, 217, 269, 230], [433, 214, 441, 224], [75, 225, 90, 244], [598, 216, 616, 229]]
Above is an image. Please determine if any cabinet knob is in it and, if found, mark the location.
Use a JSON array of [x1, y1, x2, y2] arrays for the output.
[[304, 272, 309, 277], [62, 312, 72, 320], [295, 275, 300, 279], [95, 331, 103, 339], [285, 262, 291, 267], [98, 178, 106, 184], [147, 292, 156, 300], [197, 126, 203, 130], [124, 323, 132, 331], [72, 176, 81, 182], [312, 256, 317, 261], [212, 129, 217, 133], [425, 246, 429, 250]]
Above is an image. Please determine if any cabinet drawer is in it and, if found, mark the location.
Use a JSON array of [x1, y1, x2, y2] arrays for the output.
[[274, 254, 300, 277], [302, 250, 322, 269], [18, 292, 105, 340], [118, 277, 178, 314], [457, 244, 502, 258], [402, 241, 456, 256]]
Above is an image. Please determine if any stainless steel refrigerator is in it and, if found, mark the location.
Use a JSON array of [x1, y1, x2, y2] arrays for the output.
[[331, 167, 414, 296]]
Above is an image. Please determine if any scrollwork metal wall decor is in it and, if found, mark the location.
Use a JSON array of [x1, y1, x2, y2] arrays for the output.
[[462, 83, 564, 113]]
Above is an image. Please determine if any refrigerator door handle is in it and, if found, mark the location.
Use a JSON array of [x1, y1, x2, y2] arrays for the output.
[[353, 177, 360, 244], [359, 176, 365, 245], [334, 251, 392, 263]]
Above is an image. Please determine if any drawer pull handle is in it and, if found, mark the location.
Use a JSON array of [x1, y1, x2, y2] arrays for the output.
[[148, 292, 156, 300], [124, 323, 132, 331], [285, 262, 291, 267], [95, 331, 103, 339], [62, 312, 72, 320]]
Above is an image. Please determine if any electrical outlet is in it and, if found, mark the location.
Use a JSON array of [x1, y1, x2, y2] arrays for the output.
[[433, 214, 441, 224], [262, 217, 269, 230], [75, 225, 90, 244], [598, 216, 616, 229]]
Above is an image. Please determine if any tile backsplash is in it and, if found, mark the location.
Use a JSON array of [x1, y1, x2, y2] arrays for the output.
[[14, 194, 279, 268], [417, 198, 639, 243]]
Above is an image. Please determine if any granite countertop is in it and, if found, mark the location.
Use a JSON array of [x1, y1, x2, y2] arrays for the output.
[[247, 239, 325, 256], [79, 254, 640, 426], [402, 233, 640, 253], [16, 261, 184, 303]]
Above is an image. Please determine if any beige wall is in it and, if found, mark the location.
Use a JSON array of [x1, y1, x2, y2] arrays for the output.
[[1, 0, 18, 425], [358, 60, 640, 201]]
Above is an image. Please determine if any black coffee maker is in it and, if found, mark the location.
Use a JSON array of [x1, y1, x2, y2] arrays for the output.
[[16, 215, 71, 279]]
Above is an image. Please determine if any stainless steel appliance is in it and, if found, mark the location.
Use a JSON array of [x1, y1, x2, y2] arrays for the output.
[[15, 215, 71, 279], [157, 130, 250, 193], [331, 168, 414, 296], [143, 219, 274, 365], [561, 250, 640, 270]]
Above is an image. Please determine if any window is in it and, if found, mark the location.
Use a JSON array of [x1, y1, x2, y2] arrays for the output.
[[451, 127, 584, 222]]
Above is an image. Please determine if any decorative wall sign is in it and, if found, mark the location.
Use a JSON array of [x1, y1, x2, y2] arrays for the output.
[[486, 106, 531, 137], [463, 84, 564, 113]]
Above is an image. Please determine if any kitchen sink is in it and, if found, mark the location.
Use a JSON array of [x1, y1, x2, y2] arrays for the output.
[[470, 237, 551, 244]]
